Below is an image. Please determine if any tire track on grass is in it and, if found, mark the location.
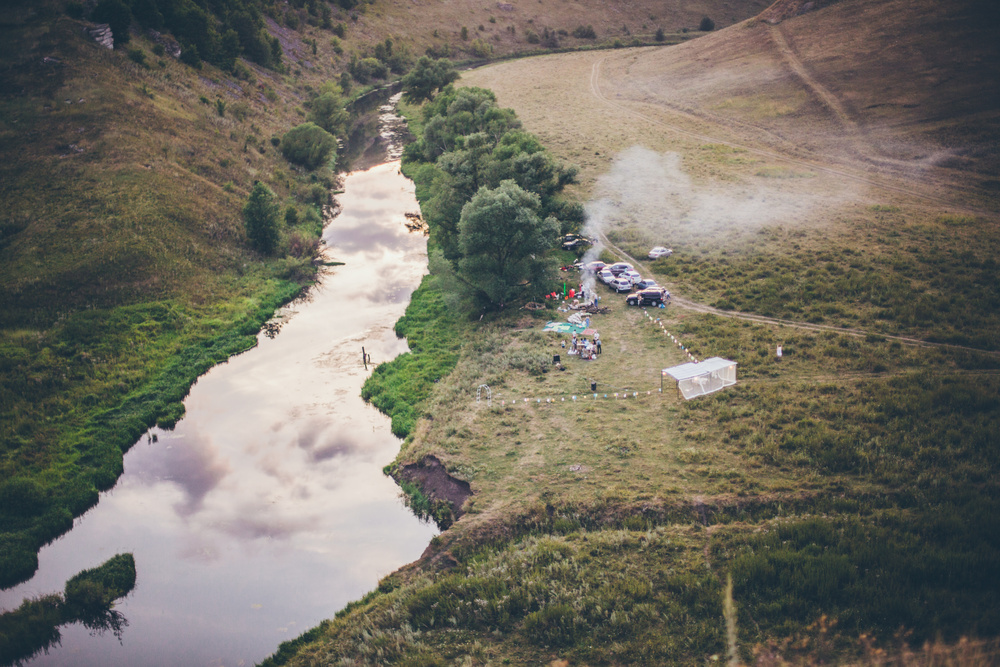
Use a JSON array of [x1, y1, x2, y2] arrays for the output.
[[587, 55, 970, 211], [598, 229, 1000, 357]]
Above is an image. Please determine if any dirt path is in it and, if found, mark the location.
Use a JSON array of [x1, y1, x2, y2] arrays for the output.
[[597, 229, 999, 357], [768, 24, 859, 134]]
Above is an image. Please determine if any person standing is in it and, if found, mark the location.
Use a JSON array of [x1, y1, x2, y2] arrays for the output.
[[595, 332, 602, 355]]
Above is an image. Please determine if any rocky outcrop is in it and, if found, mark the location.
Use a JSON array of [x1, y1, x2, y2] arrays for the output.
[[85, 23, 114, 50]]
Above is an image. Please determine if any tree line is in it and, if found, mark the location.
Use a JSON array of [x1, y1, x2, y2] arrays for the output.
[[402, 85, 582, 310]]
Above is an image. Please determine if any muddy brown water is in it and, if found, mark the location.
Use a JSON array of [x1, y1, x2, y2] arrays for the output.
[[0, 161, 438, 666]]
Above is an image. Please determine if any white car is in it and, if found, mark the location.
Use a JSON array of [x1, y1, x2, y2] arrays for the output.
[[622, 269, 642, 285], [649, 246, 673, 259], [609, 276, 633, 292], [598, 268, 615, 283]]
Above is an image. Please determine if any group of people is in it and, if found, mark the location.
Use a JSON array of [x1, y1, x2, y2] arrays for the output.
[[564, 331, 601, 360]]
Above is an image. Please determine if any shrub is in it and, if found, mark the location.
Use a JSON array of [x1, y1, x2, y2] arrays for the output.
[[280, 122, 337, 170], [572, 25, 597, 38], [699, 16, 716, 31], [243, 182, 281, 254], [469, 38, 492, 58], [127, 47, 147, 67]]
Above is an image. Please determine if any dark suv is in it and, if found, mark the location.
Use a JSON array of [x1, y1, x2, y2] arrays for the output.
[[626, 288, 670, 307]]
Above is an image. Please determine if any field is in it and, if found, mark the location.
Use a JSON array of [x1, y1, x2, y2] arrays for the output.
[[269, 0, 1000, 664]]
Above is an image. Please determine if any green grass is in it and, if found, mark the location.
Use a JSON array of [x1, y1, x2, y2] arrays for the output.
[[361, 274, 465, 440]]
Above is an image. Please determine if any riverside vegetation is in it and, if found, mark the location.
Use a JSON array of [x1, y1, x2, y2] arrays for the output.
[[266, 72, 1000, 667], [0, 0, 438, 589]]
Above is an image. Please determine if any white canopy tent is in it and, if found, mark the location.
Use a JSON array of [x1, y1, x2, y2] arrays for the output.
[[662, 357, 737, 400]]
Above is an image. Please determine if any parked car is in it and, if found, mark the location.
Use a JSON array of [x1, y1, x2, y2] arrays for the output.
[[626, 288, 671, 306], [585, 260, 607, 273], [622, 269, 642, 285], [608, 262, 633, 276], [635, 279, 659, 290], [649, 246, 673, 259], [609, 276, 634, 292], [598, 268, 615, 283]]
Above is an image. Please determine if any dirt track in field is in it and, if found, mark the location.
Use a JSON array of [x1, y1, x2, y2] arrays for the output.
[[461, 0, 1000, 210]]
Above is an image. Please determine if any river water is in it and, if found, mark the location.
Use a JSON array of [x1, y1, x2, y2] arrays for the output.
[[0, 160, 438, 665]]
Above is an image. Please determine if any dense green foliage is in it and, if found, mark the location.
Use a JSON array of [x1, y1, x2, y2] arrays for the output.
[[307, 87, 350, 137], [281, 122, 338, 170], [401, 56, 459, 104], [0, 554, 135, 665], [125, 0, 282, 71], [243, 182, 282, 254], [402, 86, 579, 264], [457, 180, 558, 309]]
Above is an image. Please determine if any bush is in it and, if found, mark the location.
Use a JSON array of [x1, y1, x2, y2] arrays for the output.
[[280, 122, 337, 170], [127, 47, 147, 67], [699, 16, 715, 31], [572, 25, 597, 39], [243, 182, 281, 254]]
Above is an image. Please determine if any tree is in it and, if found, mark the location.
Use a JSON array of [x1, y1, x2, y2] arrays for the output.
[[457, 180, 557, 309], [401, 56, 458, 104], [243, 182, 281, 255], [308, 89, 349, 137], [281, 122, 337, 170], [699, 16, 716, 31]]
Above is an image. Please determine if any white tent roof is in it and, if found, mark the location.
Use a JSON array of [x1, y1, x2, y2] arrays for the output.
[[662, 357, 736, 381]]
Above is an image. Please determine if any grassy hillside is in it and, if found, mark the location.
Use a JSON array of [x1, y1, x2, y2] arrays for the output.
[[266, 0, 1000, 664]]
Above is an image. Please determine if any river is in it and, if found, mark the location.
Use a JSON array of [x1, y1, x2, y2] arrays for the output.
[[0, 148, 438, 664]]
